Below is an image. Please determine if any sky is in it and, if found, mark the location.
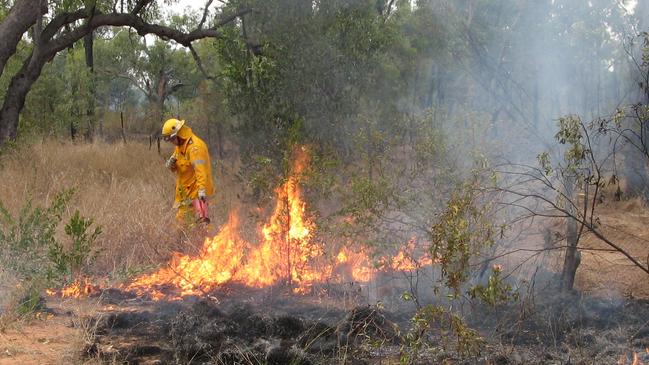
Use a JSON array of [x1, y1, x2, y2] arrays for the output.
[[169, 0, 640, 17], [169, 0, 203, 15]]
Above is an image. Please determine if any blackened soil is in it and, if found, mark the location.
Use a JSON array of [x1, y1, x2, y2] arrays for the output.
[[82, 287, 399, 364], [74, 287, 649, 365]]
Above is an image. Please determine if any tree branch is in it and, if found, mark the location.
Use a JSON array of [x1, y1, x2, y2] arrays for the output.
[[198, 0, 215, 29], [131, 0, 154, 15], [47, 7, 251, 55], [188, 44, 217, 81], [164, 83, 185, 98]]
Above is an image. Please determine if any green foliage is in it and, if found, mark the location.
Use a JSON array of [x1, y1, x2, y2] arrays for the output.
[[538, 151, 552, 175], [213, 0, 400, 171], [0, 190, 74, 281], [49, 210, 102, 279], [20, 46, 91, 139], [343, 176, 393, 227], [468, 265, 519, 308], [247, 155, 276, 200], [15, 289, 46, 315], [555, 115, 586, 172], [400, 304, 484, 363], [0, 190, 74, 316], [0, 189, 102, 316], [430, 188, 495, 296]]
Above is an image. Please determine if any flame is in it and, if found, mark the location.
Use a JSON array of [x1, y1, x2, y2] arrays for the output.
[[125, 146, 437, 300], [240, 148, 324, 292], [47, 278, 97, 298], [618, 352, 647, 365], [126, 213, 247, 299], [381, 237, 435, 271], [335, 246, 373, 282]]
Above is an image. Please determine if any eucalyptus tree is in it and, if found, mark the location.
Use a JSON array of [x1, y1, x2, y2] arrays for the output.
[[0, 0, 250, 145], [94, 29, 199, 134]]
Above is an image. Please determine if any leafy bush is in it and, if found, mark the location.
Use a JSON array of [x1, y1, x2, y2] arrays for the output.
[[49, 210, 102, 280], [0, 189, 101, 315], [468, 265, 519, 308], [400, 304, 484, 363], [0, 189, 73, 281]]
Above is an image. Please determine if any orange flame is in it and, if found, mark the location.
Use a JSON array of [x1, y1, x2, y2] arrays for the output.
[[240, 147, 324, 292], [126, 213, 247, 299], [126, 146, 437, 300], [381, 237, 435, 271], [335, 246, 373, 282], [619, 352, 646, 365], [47, 278, 97, 298]]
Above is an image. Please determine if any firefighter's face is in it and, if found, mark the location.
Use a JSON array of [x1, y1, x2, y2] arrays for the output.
[[164, 135, 180, 145]]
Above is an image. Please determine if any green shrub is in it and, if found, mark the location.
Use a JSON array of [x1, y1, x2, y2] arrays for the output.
[[49, 210, 102, 280], [0, 189, 101, 316], [468, 265, 519, 308], [0, 189, 73, 281]]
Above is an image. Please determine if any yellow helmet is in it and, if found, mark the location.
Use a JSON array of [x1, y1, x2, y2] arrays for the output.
[[161, 118, 185, 140]]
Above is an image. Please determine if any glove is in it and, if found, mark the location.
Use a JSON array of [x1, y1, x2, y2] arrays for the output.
[[198, 188, 207, 201], [165, 155, 177, 171]]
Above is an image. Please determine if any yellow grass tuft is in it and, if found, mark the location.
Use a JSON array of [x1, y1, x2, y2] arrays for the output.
[[0, 140, 181, 277]]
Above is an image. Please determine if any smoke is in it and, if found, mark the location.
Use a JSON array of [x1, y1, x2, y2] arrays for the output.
[[384, 0, 648, 297], [401, 1, 642, 165]]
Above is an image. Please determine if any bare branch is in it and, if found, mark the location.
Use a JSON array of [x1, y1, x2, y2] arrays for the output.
[[188, 44, 217, 81], [198, 0, 215, 29], [96, 68, 148, 95]]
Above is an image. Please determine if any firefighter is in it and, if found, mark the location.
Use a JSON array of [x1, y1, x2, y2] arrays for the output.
[[161, 118, 214, 224]]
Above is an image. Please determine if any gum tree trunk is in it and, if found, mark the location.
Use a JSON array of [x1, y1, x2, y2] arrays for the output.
[[0, 0, 46, 78], [560, 176, 581, 291], [0, 55, 47, 142]]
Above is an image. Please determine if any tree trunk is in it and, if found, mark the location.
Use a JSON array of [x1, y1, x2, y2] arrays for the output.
[[560, 177, 580, 292], [0, 55, 47, 142], [84, 31, 96, 140], [0, 0, 46, 78], [561, 216, 580, 291]]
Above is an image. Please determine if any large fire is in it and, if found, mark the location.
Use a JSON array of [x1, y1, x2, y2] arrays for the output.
[[55, 146, 433, 300]]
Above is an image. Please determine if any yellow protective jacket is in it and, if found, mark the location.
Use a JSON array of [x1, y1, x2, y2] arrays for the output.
[[171, 128, 214, 205]]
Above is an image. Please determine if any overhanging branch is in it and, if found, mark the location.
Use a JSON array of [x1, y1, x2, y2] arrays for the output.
[[47, 7, 251, 56]]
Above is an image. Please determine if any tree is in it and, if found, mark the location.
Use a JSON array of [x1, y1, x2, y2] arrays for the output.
[[96, 30, 199, 134], [494, 115, 649, 292], [0, 0, 250, 145]]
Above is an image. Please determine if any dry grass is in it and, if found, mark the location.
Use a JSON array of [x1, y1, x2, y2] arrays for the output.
[[0, 140, 182, 278]]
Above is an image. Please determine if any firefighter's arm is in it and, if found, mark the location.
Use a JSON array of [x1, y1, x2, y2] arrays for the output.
[[189, 145, 209, 199]]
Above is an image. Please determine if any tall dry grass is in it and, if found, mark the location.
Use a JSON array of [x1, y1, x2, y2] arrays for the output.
[[0, 140, 184, 278]]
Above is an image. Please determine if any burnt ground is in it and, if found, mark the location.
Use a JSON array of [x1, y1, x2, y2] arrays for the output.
[[50, 284, 649, 365], [467, 293, 649, 365], [77, 285, 402, 365]]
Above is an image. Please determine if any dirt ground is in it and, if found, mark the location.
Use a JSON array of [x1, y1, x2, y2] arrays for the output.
[[0, 296, 141, 365], [0, 305, 82, 364], [576, 198, 649, 298]]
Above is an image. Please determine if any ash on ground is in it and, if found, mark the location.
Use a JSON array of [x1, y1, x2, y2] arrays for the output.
[[65, 286, 649, 365], [79, 287, 399, 365]]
